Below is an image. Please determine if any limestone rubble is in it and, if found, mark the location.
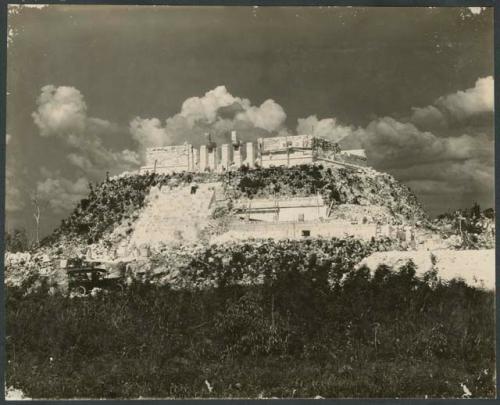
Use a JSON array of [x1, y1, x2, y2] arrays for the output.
[[4, 165, 495, 294]]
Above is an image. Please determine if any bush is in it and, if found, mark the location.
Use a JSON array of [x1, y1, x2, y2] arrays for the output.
[[6, 258, 495, 398]]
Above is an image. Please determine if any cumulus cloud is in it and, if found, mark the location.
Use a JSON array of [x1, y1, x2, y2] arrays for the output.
[[235, 99, 287, 132], [37, 175, 89, 214], [410, 76, 493, 129], [6, 133, 12, 144], [410, 105, 447, 130], [32, 85, 88, 137], [31, 85, 140, 219], [180, 85, 240, 125], [393, 158, 493, 200], [334, 77, 494, 211], [360, 117, 492, 170], [436, 76, 493, 120], [130, 117, 168, 149], [296, 115, 356, 143], [354, 110, 493, 211], [130, 85, 287, 151], [32, 85, 140, 178]]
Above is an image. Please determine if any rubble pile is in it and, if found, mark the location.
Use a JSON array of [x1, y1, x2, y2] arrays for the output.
[[6, 237, 402, 294], [328, 204, 394, 224], [44, 171, 220, 247], [431, 205, 495, 250], [129, 237, 402, 289], [223, 165, 428, 224], [10, 166, 492, 296], [42, 165, 428, 254], [5, 251, 68, 294]]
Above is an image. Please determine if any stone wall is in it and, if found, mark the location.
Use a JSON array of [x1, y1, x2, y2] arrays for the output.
[[215, 219, 378, 242], [259, 134, 315, 168], [234, 196, 327, 222], [125, 183, 217, 251], [139, 134, 368, 174], [141, 144, 196, 174]]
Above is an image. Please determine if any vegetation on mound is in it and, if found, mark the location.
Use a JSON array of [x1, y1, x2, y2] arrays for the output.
[[433, 202, 495, 249], [6, 261, 494, 398], [224, 165, 427, 222], [44, 172, 218, 246], [42, 165, 426, 247], [164, 237, 400, 288]]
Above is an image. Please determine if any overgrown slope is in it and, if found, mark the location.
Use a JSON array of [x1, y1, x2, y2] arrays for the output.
[[42, 165, 427, 248], [224, 165, 427, 222]]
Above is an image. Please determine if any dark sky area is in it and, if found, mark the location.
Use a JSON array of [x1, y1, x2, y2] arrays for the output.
[[5, 5, 494, 239]]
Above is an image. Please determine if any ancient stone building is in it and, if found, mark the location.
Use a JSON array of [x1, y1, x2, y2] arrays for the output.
[[140, 144, 198, 174], [233, 195, 327, 222], [139, 132, 367, 175]]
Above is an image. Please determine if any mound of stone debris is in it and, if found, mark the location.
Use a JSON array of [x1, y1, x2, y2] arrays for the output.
[[5, 250, 69, 294], [5, 237, 403, 295], [223, 165, 428, 224], [41, 165, 428, 251], [8, 165, 463, 296]]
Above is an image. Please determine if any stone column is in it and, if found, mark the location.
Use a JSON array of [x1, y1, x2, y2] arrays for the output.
[[193, 148, 200, 172], [246, 142, 255, 168], [221, 143, 232, 170], [199, 145, 208, 171], [208, 146, 218, 171], [187, 144, 194, 172], [233, 145, 242, 168]]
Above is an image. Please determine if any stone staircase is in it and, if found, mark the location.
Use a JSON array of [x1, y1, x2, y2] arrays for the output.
[[127, 183, 218, 249]]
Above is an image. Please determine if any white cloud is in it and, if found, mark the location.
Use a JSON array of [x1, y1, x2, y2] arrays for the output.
[[236, 99, 286, 132], [130, 117, 168, 149], [37, 176, 89, 214], [296, 115, 355, 143], [32, 85, 141, 177], [409, 76, 493, 130], [180, 85, 239, 125], [410, 105, 447, 130], [32, 85, 88, 137], [361, 116, 492, 170], [436, 76, 493, 120], [130, 85, 287, 151]]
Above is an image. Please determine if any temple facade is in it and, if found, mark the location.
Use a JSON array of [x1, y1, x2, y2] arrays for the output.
[[139, 131, 367, 174]]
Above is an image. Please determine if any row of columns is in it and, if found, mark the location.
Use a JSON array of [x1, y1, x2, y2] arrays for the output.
[[198, 140, 256, 172]]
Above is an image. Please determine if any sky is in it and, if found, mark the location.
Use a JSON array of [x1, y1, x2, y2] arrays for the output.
[[5, 5, 494, 239]]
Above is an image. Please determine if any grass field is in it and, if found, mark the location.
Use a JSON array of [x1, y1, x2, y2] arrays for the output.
[[5, 262, 495, 398]]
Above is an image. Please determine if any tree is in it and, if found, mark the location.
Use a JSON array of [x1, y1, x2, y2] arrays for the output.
[[471, 202, 481, 219], [31, 192, 48, 247]]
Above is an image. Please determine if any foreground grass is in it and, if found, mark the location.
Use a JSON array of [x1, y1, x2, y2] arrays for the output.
[[6, 263, 495, 398]]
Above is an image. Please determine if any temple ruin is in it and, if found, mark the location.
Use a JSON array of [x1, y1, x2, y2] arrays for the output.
[[140, 131, 367, 174]]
